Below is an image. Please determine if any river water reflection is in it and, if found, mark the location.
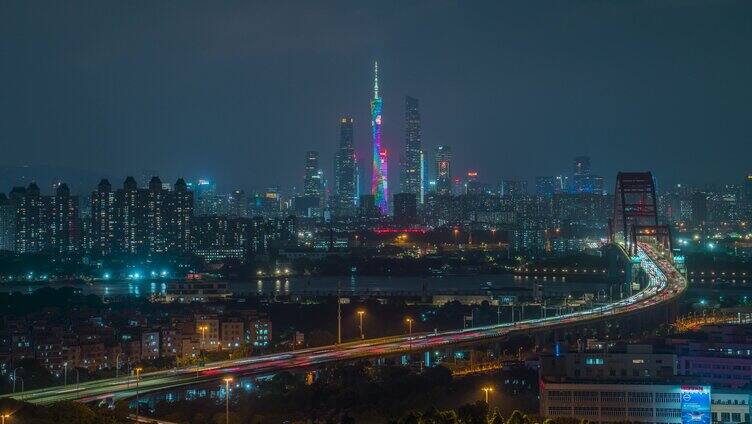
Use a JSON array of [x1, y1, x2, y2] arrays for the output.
[[1, 274, 610, 298]]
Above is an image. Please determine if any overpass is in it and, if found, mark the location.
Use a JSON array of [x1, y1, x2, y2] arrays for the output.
[[3, 173, 688, 406]]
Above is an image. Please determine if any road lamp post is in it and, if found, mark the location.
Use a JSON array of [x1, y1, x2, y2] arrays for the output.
[[337, 282, 342, 345], [134, 367, 143, 422], [63, 362, 68, 387], [16, 377, 23, 401], [199, 325, 208, 349], [405, 317, 413, 352], [357, 310, 365, 339], [482, 386, 494, 404], [115, 353, 121, 378], [11, 367, 22, 393], [223, 377, 234, 424]]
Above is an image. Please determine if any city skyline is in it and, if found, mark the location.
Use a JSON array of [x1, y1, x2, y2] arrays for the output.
[[2, 3, 752, 424]]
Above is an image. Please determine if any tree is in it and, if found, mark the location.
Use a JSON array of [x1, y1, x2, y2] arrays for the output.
[[506, 410, 527, 424], [457, 401, 488, 424], [487, 408, 505, 424]]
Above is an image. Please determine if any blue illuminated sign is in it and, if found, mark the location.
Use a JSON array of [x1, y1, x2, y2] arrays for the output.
[[681, 386, 711, 424]]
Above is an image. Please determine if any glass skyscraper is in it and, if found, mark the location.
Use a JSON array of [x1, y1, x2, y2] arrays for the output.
[[402, 96, 422, 198], [334, 116, 357, 217]]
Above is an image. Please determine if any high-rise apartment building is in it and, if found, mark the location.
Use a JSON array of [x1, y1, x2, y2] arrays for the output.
[[0, 193, 16, 252], [51, 183, 79, 255], [14, 183, 50, 253], [116, 176, 143, 255], [402, 96, 422, 197], [146, 176, 168, 254], [91, 179, 116, 257], [169, 178, 193, 253]]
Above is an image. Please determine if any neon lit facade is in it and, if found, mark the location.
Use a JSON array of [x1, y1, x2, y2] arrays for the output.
[[371, 61, 389, 214]]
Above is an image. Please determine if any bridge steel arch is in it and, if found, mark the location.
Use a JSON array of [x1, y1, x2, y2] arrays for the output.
[[610, 172, 672, 256]]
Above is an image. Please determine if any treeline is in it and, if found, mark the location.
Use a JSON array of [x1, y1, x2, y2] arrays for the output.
[[145, 362, 539, 423], [0, 398, 125, 424]]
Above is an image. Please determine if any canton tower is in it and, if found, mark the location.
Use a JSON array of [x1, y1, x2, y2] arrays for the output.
[[371, 61, 389, 214]]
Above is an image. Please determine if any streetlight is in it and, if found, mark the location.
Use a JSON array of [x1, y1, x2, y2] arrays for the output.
[[357, 310, 365, 339], [482, 386, 494, 403], [405, 317, 414, 352], [199, 325, 209, 349], [16, 377, 23, 401], [63, 362, 68, 387], [115, 353, 121, 378], [134, 367, 143, 422], [11, 367, 22, 393], [223, 377, 234, 424]]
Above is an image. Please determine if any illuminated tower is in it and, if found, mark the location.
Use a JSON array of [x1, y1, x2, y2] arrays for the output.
[[370, 61, 389, 214]]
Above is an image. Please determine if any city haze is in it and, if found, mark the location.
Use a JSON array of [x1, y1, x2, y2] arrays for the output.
[[1, 1, 751, 192]]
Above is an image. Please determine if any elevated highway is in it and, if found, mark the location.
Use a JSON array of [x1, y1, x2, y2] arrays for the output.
[[5, 241, 686, 405]]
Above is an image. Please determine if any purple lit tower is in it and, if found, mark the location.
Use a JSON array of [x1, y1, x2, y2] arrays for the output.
[[370, 61, 389, 214]]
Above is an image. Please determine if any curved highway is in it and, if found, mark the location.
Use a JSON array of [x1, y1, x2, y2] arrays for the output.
[[6, 242, 686, 405]]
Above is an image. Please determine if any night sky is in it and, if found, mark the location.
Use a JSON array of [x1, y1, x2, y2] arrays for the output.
[[1, 1, 750, 193]]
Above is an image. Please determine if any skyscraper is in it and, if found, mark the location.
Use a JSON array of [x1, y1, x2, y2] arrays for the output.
[[402, 96, 422, 196], [91, 179, 116, 257], [393, 192, 418, 225], [303, 151, 323, 198], [435, 145, 452, 195], [300, 151, 324, 217], [146, 176, 167, 254], [168, 178, 193, 254], [573, 156, 591, 175], [0, 193, 15, 252], [571, 155, 605, 195], [370, 61, 389, 214], [14, 183, 50, 253], [51, 183, 79, 255], [535, 176, 557, 197], [334, 116, 357, 217]]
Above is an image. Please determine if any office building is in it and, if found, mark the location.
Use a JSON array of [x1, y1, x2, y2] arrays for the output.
[[402, 96, 422, 196], [303, 151, 323, 199], [435, 145, 452, 195], [334, 116, 357, 217], [500, 180, 528, 198], [393, 192, 418, 225], [570, 156, 605, 195], [536, 176, 557, 197]]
